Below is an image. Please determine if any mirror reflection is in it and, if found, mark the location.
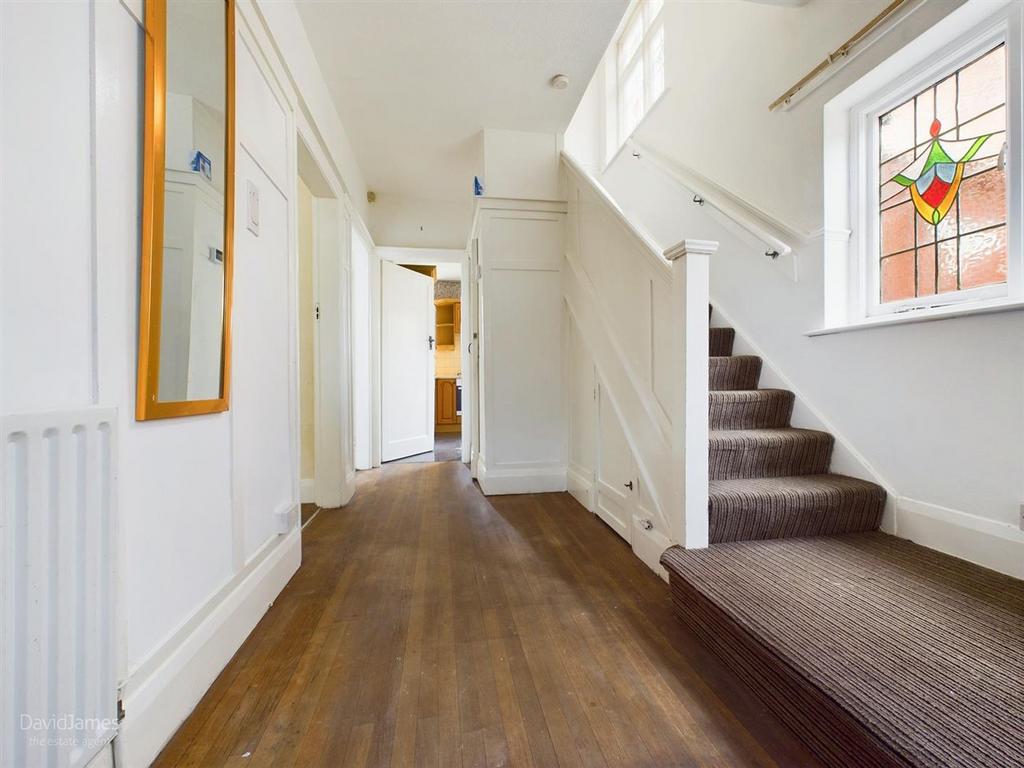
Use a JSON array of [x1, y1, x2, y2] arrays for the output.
[[158, 0, 227, 402]]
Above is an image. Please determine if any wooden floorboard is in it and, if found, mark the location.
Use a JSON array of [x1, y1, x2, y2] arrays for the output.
[[153, 461, 821, 768]]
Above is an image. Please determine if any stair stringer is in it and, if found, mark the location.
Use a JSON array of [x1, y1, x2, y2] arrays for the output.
[[710, 301, 898, 531], [564, 250, 676, 571]]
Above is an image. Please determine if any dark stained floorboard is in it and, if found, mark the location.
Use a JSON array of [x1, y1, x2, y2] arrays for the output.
[[153, 461, 821, 768]]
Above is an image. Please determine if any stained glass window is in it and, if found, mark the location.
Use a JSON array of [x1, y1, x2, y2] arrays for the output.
[[878, 44, 1007, 304]]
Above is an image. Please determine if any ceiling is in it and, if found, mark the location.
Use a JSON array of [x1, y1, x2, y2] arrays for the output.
[[296, 0, 628, 203]]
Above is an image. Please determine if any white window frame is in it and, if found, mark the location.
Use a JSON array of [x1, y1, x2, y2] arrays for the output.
[[606, 0, 665, 163], [823, 0, 1023, 328]]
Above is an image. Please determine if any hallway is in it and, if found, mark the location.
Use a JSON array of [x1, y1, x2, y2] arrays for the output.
[[153, 463, 817, 767]]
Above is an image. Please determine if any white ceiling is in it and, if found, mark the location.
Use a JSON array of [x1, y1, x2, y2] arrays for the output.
[[296, 0, 628, 203]]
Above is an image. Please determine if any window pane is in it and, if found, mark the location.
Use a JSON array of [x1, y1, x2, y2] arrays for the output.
[[881, 201, 915, 256], [937, 239, 959, 293], [618, 14, 642, 70], [917, 245, 937, 296], [646, 0, 664, 27], [958, 45, 1004, 124], [960, 225, 1007, 289], [648, 25, 665, 103], [879, 100, 915, 162], [878, 43, 1007, 303], [881, 251, 916, 302], [620, 60, 644, 137]]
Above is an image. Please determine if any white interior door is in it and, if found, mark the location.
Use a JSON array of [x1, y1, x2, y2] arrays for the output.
[[595, 385, 636, 542], [381, 261, 435, 461]]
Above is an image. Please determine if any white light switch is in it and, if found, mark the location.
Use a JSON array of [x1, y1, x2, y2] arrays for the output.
[[246, 179, 260, 236]]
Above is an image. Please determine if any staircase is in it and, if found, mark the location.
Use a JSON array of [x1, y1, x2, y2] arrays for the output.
[[706, 309, 886, 542], [656, 309, 1024, 768]]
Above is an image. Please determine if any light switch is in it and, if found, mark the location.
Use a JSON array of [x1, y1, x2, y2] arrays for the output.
[[246, 179, 260, 236]]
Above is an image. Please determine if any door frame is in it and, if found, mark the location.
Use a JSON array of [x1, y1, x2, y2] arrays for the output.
[[297, 133, 354, 508]]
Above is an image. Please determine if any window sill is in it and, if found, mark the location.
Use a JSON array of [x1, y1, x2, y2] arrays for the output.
[[806, 297, 1024, 337]]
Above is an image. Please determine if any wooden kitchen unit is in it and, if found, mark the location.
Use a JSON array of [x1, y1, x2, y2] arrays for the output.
[[435, 378, 460, 433]]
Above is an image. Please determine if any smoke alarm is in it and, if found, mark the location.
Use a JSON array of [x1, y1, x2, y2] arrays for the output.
[[550, 74, 570, 90]]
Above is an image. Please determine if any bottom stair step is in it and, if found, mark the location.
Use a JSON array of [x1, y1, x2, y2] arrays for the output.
[[709, 474, 885, 542], [659, 533, 1024, 768]]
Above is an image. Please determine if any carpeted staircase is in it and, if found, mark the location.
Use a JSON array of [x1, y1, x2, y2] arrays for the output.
[[659, 308, 1024, 768], [706, 309, 886, 542]]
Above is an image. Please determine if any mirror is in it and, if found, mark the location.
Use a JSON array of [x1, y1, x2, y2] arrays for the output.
[[138, 0, 234, 420]]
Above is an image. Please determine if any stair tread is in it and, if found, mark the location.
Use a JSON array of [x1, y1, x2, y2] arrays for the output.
[[709, 427, 832, 442], [660, 532, 1024, 767], [709, 388, 791, 398]]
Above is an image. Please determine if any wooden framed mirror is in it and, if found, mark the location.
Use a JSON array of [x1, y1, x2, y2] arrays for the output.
[[138, 0, 235, 420]]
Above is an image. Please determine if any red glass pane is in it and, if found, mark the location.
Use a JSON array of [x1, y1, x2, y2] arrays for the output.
[[881, 251, 915, 302], [881, 202, 915, 256], [960, 225, 1007, 289]]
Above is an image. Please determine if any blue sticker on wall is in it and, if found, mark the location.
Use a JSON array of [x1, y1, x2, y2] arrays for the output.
[[190, 150, 213, 182]]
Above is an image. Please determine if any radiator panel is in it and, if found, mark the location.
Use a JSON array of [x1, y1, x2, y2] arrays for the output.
[[2, 409, 118, 768]]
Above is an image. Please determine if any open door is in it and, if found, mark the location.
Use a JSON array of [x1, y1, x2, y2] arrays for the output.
[[381, 260, 435, 461]]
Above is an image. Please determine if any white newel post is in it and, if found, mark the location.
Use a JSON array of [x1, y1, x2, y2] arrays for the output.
[[665, 239, 718, 549]]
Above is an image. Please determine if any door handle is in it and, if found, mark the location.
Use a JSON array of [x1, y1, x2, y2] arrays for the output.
[[428, 335, 435, 350], [624, 481, 633, 491]]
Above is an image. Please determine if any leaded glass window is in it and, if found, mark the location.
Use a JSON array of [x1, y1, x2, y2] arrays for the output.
[[878, 44, 1007, 304]]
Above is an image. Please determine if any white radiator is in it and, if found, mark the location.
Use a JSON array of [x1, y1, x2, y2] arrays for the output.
[[2, 408, 118, 768]]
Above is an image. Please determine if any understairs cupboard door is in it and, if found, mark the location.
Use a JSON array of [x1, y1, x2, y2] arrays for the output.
[[595, 384, 637, 542]]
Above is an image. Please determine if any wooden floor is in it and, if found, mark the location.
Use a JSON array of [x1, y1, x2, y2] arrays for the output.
[[154, 461, 819, 768]]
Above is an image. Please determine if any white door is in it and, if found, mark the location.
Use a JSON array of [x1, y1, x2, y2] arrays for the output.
[[595, 385, 636, 542], [381, 261, 435, 461]]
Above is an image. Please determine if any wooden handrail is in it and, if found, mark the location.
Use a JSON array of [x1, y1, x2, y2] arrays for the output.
[[769, 0, 910, 111]]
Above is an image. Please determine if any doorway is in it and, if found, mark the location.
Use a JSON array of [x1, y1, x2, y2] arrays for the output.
[[296, 136, 354, 508], [378, 250, 468, 465]]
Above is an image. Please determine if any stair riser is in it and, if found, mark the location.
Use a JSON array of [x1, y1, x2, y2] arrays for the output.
[[709, 436, 833, 480], [709, 327, 735, 357], [710, 392, 794, 430], [708, 493, 885, 542], [709, 356, 761, 390]]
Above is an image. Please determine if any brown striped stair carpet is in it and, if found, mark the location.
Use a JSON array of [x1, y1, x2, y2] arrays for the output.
[[659, 309, 1024, 768], [706, 310, 885, 542]]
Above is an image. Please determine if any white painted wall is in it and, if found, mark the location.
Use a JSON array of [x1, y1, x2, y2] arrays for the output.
[[565, 0, 1024, 575], [481, 128, 564, 201], [369, 194, 474, 249], [1, 0, 374, 764]]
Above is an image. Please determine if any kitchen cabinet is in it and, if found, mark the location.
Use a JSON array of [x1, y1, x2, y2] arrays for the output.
[[435, 378, 460, 427]]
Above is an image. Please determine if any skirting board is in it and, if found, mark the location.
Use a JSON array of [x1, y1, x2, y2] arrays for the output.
[[114, 528, 302, 768], [300, 478, 315, 504], [477, 458, 567, 496], [895, 496, 1024, 580], [631, 518, 671, 582], [567, 464, 596, 512]]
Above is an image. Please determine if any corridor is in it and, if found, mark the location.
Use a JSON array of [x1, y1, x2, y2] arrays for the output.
[[153, 463, 817, 767]]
